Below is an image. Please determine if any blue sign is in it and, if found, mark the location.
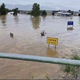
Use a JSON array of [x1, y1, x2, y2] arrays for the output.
[[67, 21, 74, 25]]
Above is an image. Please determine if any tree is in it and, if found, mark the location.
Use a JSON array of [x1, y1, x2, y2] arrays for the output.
[[0, 3, 8, 15], [67, 10, 74, 15], [31, 3, 40, 16], [67, 10, 71, 13], [41, 10, 47, 16], [13, 8, 18, 16]]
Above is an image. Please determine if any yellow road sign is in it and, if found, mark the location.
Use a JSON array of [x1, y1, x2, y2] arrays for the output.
[[47, 37, 58, 45]]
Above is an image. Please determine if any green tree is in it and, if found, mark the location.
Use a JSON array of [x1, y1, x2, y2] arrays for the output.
[[0, 6, 1, 15], [13, 8, 18, 16], [31, 3, 40, 16], [0, 3, 8, 15], [41, 10, 47, 16]]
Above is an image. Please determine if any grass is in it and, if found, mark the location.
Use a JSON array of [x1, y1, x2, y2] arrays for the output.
[[72, 54, 80, 60], [46, 74, 51, 80], [30, 76, 34, 80], [64, 54, 80, 79]]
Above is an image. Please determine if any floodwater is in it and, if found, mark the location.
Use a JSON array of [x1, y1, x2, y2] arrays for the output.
[[0, 14, 80, 79]]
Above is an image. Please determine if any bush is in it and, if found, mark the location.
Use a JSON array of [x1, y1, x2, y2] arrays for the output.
[[64, 54, 80, 79], [41, 10, 47, 16]]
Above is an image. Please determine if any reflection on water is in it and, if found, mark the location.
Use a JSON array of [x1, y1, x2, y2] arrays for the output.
[[46, 48, 58, 58], [78, 17, 80, 24], [0, 15, 6, 28], [70, 16, 73, 19], [42, 16, 47, 21], [14, 15, 18, 24], [30, 16, 41, 29], [67, 27, 74, 31]]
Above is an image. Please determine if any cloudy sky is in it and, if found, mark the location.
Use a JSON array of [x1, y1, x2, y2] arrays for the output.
[[0, 0, 80, 10]]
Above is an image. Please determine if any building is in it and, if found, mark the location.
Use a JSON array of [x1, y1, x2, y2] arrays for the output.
[[52, 10, 60, 15], [19, 10, 31, 14], [56, 11, 72, 16]]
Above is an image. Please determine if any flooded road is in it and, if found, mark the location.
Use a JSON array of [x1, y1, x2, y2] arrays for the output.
[[0, 14, 80, 79]]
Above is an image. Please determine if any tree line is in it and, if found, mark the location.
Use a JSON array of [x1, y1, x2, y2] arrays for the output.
[[0, 3, 47, 16], [0, 3, 19, 16]]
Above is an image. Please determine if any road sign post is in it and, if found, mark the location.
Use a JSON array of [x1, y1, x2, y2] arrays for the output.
[[67, 21, 74, 30], [67, 21, 74, 27], [47, 37, 58, 48]]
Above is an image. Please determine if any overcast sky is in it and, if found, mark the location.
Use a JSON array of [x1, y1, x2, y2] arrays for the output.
[[0, 0, 80, 10]]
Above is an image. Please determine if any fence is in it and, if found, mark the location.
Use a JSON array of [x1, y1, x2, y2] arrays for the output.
[[0, 53, 80, 66]]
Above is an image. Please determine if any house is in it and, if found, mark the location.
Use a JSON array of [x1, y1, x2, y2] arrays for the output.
[[52, 10, 59, 15], [56, 11, 72, 16]]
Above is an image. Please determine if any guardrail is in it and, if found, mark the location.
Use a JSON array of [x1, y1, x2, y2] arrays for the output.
[[0, 53, 80, 66]]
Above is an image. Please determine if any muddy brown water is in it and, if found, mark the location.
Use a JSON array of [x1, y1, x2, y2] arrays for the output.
[[0, 14, 80, 79]]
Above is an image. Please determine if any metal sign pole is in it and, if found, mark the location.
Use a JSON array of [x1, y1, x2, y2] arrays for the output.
[[48, 44, 50, 48], [55, 45, 56, 49]]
